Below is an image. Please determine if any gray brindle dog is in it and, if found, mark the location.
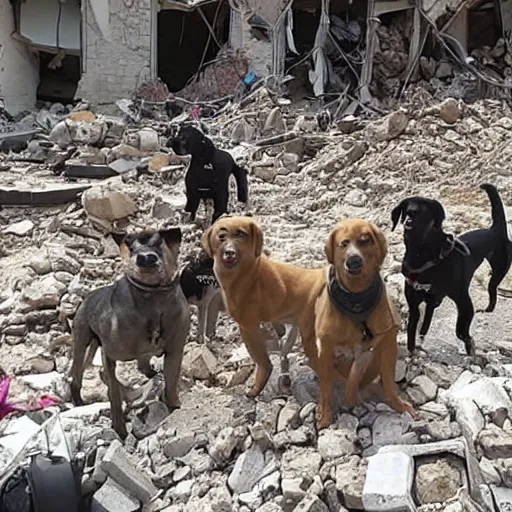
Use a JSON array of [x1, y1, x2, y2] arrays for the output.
[[69, 227, 190, 439]]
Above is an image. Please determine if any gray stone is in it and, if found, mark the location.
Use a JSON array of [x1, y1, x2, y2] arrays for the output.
[[23, 275, 67, 309], [281, 447, 322, 480], [439, 98, 461, 124], [82, 181, 136, 222], [273, 426, 312, 449], [176, 448, 213, 475], [408, 375, 438, 405], [101, 440, 157, 504], [209, 427, 239, 464], [324, 480, 348, 512], [277, 403, 300, 432], [228, 445, 266, 494], [91, 477, 140, 512], [344, 189, 367, 207], [372, 413, 413, 447], [447, 375, 512, 416], [478, 424, 512, 459], [182, 345, 218, 380], [163, 434, 196, 459], [335, 456, 367, 509], [480, 458, 502, 485], [362, 451, 415, 511], [318, 422, 360, 460], [455, 398, 484, 443], [293, 494, 329, 512], [491, 485, 512, 512], [132, 401, 169, 440], [357, 427, 372, 450], [282, 478, 307, 510], [3, 220, 34, 236], [395, 360, 407, 383]]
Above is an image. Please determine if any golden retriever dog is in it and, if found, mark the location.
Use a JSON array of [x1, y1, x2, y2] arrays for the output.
[[315, 219, 415, 429], [202, 216, 325, 396]]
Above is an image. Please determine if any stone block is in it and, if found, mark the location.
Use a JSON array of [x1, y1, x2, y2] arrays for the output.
[[101, 440, 157, 503], [91, 477, 140, 512], [362, 451, 415, 511]]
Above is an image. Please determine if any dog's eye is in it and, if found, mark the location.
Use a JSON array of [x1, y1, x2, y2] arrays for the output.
[[359, 237, 371, 245], [236, 230, 247, 239], [338, 240, 349, 249]]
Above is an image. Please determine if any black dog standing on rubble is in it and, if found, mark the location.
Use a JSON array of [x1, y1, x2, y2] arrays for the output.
[[169, 124, 249, 223], [391, 184, 512, 356], [69, 228, 190, 439]]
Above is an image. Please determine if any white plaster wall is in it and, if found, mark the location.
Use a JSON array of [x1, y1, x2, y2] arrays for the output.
[[0, 2, 40, 115]]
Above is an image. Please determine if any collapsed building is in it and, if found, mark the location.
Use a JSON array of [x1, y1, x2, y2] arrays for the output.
[[1, 0, 512, 116]]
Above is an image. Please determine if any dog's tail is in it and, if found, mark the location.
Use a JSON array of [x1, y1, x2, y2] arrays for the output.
[[481, 183, 508, 236], [232, 164, 249, 203]]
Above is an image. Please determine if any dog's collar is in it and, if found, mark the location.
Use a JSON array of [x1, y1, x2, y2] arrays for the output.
[[196, 274, 219, 288], [404, 233, 470, 276], [327, 265, 383, 341], [126, 275, 178, 293]]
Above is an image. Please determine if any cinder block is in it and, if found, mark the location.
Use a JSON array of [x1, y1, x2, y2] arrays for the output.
[[91, 477, 140, 512], [362, 451, 415, 511], [101, 439, 157, 504]]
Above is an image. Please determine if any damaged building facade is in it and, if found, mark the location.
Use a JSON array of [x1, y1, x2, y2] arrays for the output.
[[1, 0, 511, 115]]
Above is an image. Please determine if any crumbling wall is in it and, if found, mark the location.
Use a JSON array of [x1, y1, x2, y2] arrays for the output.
[[0, 2, 39, 115], [76, 0, 152, 105], [229, 0, 289, 77]]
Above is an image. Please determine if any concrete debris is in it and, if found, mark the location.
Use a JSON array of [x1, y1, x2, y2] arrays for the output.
[[101, 440, 158, 503], [3, 82, 512, 512], [82, 179, 137, 223]]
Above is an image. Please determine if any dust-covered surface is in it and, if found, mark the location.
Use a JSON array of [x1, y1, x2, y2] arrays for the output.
[[2, 87, 512, 511]]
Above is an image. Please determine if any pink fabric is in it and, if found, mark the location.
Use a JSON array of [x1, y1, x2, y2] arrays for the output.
[[0, 377, 59, 420], [191, 106, 200, 121]]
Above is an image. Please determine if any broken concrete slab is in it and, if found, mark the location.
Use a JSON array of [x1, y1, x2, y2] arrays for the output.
[[0, 183, 91, 207], [82, 180, 136, 222], [362, 451, 415, 511], [64, 163, 119, 179], [91, 477, 140, 512], [491, 485, 512, 512], [3, 220, 34, 236], [101, 440, 157, 503]]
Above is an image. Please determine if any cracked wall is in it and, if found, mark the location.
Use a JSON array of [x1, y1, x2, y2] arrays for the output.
[[76, 0, 152, 105], [0, 2, 40, 115]]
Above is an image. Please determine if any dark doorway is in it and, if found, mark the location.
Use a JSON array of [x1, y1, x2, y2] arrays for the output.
[[37, 52, 81, 103], [158, 1, 230, 92]]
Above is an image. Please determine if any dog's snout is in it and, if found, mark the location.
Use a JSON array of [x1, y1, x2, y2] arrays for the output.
[[346, 255, 364, 272], [136, 253, 159, 268], [223, 248, 236, 259], [346, 255, 363, 269]]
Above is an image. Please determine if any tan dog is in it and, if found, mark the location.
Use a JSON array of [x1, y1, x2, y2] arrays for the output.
[[315, 219, 414, 429], [202, 216, 325, 396]]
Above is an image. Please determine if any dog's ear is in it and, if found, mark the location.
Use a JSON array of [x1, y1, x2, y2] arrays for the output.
[[160, 227, 182, 247], [325, 228, 338, 264], [111, 231, 127, 247], [202, 226, 215, 258], [391, 200, 409, 231], [370, 223, 388, 267], [250, 221, 263, 258], [429, 200, 446, 228]]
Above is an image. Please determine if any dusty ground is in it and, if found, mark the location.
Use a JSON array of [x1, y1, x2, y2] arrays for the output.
[[2, 87, 512, 510]]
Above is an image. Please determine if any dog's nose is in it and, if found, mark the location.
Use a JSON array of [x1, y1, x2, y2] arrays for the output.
[[136, 253, 158, 268], [223, 249, 236, 260], [346, 255, 363, 271]]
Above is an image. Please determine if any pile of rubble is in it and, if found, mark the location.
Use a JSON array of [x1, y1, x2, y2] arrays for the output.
[[2, 85, 512, 511]]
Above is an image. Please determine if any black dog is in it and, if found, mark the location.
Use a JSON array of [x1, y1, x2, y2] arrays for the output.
[[169, 124, 249, 223], [391, 184, 512, 355]]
